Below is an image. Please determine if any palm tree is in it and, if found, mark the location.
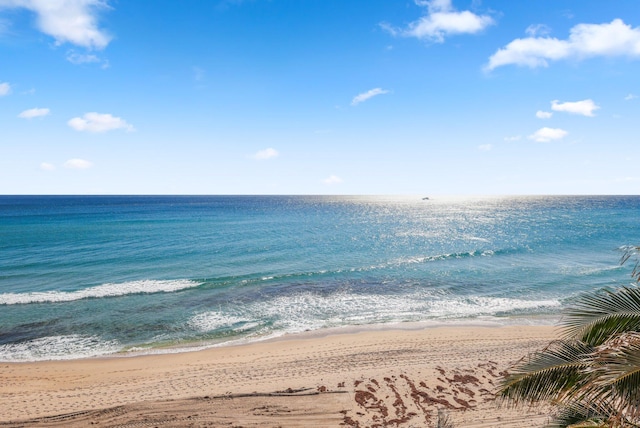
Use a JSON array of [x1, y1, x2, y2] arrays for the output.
[[498, 246, 640, 427]]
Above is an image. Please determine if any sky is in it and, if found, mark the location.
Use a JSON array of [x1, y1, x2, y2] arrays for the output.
[[1, 0, 639, 195]]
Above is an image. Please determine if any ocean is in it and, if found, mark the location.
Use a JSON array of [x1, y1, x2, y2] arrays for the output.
[[0, 195, 638, 361]]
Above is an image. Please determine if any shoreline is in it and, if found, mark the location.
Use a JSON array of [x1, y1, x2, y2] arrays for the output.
[[2, 315, 564, 363], [1, 324, 559, 427]]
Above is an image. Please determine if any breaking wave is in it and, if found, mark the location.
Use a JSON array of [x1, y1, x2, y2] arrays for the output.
[[0, 335, 121, 362], [0, 279, 202, 305]]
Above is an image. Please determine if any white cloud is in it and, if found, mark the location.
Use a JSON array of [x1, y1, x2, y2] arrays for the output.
[[551, 99, 599, 117], [486, 19, 640, 71], [253, 148, 279, 160], [66, 51, 99, 64], [40, 162, 55, 171], [64, 158, 93, 169], [625, 93, 637, 101], [504, 135, 521, 142], [529, 127, 568, 142], [478, 144, 493, 151], [351, 88, 389, 106], [0, 0, 111, 49], [65, 50, 107, 67], [0, 82, 10, 96], [68, 112, 134, 133], [323, 175, 343, 185], [525, 24, 551, 37], [18, 107, 50, 119], [384, 0, 494, 43], [536, 110, 553, 119]]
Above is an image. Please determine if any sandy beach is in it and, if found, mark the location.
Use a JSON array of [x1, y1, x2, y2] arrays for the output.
[[0, 325, 558, 427]]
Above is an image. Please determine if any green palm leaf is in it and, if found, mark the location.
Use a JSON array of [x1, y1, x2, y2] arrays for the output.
[[498, 246, 640, 426], [546, 400, 609, 428], [499, 340, 594, 405], [585, 338, 640, 421], [561, 286, 640, 347], [620, 245, 640, 283]]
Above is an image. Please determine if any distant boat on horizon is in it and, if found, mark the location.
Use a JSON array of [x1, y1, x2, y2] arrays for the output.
[[422, 197, 430, 200]]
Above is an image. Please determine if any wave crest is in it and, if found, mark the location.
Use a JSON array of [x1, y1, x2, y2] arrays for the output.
[[188, 291, 562, 339], [0, 335, 120, 362], [0, 279, 202, 305]]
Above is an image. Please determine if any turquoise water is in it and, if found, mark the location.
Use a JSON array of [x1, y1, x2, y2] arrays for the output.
[[1, 195, 638, 361]]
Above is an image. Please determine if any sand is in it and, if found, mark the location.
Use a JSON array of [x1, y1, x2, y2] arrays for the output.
[[0, 325, 558, 427]]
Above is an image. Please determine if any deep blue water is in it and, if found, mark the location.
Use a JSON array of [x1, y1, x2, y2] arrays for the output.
[[1, 195, 638, 361]]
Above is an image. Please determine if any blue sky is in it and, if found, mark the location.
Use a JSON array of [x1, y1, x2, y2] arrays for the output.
[[1, 0, 639, 195]]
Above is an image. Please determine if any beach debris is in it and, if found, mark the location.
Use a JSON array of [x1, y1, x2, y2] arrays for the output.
[[342, 362, 501, 427]]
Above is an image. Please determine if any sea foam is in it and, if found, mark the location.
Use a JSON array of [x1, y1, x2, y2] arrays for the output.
[[0, 335, 121, 362], [187, 290, 563, 341], [0, 279, 202, 305]]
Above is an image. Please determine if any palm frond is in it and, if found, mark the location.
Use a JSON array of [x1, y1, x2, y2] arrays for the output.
[[437, 408, 455, 428], [546, 402, 606, 427], [499, 340, 594, 406], [546, 399, 635, 428], [620, 245, 640, 283], [501, 246, 640, 426], [561, 286, 640, 346], [585, 336, 640, 421]]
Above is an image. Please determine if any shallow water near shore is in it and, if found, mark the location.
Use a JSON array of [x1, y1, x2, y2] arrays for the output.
[[1, 195, 638, 361]]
